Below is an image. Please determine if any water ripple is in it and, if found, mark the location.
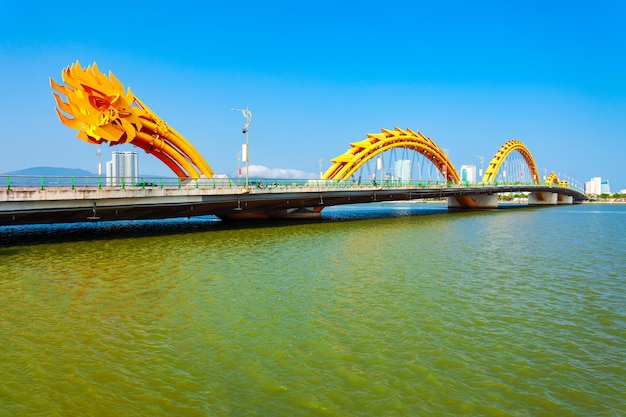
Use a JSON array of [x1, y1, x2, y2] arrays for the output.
[[0, 204, 624, 415]]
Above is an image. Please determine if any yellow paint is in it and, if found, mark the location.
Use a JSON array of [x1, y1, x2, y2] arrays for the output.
[[51, 61, 213, 180], [482, 140, 539, 184], [545, 172, 568, 187], [323, 127, 459, 183]]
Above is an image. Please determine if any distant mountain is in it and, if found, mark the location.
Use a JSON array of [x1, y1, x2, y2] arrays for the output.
[[2, 167, 96, 177], [0, 167, 98, 186]]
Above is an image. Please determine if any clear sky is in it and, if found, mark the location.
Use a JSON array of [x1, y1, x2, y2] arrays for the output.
[[1, 1, 625, 190]]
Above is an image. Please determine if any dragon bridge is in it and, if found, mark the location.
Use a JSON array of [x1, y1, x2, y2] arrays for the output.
[[50, 62, 568, 201], [51, 61, 213, 180], [322, 127, 459, 183]]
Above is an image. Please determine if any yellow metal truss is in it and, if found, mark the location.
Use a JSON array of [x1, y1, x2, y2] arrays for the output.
[[545, 172, 568, 187], [482, 140, 540, 183], [322, 127, 459, 183], [50, 61, 213, 180]]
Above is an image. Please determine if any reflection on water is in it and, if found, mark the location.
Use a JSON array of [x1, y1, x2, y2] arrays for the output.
[[0, 203, 624, 416], [0, 202, 450, 247]]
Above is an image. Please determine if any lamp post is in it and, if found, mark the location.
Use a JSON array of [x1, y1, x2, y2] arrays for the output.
[[475, 155, 484, 181], [96, 144, 102, 177], [232, 107, 252, 187]]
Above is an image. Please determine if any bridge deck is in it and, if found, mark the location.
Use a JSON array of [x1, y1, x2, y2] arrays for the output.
[[0, 184, 587, 225]]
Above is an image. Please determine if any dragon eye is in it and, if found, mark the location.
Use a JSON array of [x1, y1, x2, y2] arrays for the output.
[[90, 96, 110, 110]]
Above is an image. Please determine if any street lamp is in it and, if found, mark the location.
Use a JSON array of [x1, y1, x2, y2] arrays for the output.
[[96, 144, 102, 177], [231, 107, 252, 187], [475, 155, 484, 180]]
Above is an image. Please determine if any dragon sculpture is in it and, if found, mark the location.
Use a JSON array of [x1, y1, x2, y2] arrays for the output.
[[50, 61, 213, 179]]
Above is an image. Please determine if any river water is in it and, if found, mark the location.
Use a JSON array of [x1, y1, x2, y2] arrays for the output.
[[0, 203, 624, 416]]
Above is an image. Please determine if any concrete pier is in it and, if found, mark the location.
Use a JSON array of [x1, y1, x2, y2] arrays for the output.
[[448, 194, 498, 209], [528, 191, 558, 205], [557, 194, 574, 204]]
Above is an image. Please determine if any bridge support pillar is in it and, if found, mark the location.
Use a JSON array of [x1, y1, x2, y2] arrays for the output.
[[528, 192, 558, 205], [557, 194, 573, 204], [448, 194, 498, 209]]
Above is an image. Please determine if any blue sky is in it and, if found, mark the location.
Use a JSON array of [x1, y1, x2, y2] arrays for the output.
[[1, 1, 625, 190]]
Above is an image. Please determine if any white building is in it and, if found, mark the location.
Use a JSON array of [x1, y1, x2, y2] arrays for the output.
[[460, 164, 477, 183], [601, 179, 611, 195], [394, 160, 412, 182], [585, 177, 602, 195], [106, 151, 138, 187]]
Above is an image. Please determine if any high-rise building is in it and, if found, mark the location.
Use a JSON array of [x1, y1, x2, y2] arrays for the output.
[[459, 164, 477, 183], [601, 179, 611, 195], [585, 177, 602, 195], [106, 151, 138, 186], [394, 160, 412, 182]]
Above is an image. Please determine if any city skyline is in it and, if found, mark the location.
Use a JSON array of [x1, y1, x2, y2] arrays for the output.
[[1, 1, 624, 190]]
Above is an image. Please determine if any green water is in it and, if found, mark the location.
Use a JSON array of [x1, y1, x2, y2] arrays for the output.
[[1, 204, 624, 416]]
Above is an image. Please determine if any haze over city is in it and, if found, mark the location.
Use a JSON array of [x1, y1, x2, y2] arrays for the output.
[[1, 1, 624, 190]]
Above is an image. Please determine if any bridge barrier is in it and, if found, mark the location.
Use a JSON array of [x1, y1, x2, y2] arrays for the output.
[[2, 175, 460, 191], [1, 175, 587, 195]]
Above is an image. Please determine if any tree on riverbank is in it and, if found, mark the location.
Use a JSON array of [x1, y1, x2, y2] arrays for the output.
[[593, 193, 625, 202]]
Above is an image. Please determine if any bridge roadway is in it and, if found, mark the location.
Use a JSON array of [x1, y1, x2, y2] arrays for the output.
[[0, 181, 587, 226]]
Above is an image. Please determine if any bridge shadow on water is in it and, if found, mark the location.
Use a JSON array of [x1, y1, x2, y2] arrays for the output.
[[0, 202, 531, 248]]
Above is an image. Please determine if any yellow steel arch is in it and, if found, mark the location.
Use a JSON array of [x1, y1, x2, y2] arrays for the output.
[[322, 127, 459, 183], [51, 61, 214, 180], [482, 139, 540, 183], [545, 172, 559, 185], [545, 172, 568, 187]]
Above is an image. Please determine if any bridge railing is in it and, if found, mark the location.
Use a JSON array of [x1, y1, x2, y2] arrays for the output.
[[0, 175, 578, 191]]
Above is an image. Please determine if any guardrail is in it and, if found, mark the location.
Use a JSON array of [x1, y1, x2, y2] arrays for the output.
[[0, 175, 582, 192]]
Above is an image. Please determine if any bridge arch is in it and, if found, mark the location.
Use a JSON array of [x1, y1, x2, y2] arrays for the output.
[[545, 172, 568, 187], [322, 127, 459, 183], [482, 140, 540, 184], [545, 172, 559, 185]]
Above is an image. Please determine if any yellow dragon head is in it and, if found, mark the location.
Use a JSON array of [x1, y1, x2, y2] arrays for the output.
[[51, 61, 213, 179]]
